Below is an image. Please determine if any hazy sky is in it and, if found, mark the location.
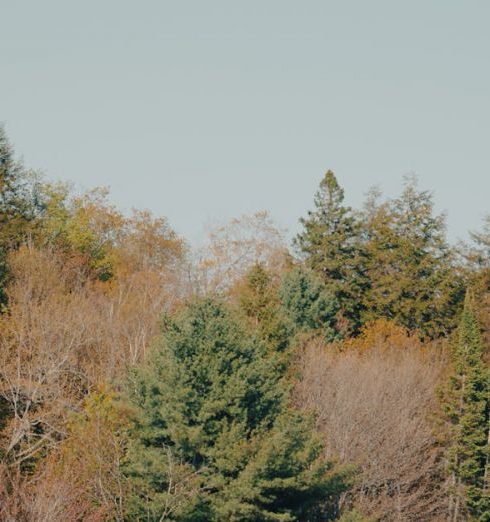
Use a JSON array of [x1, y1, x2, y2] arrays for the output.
[[1, 1, 489, 244]]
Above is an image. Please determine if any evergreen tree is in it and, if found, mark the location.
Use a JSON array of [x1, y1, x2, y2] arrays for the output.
[[466, 215, 490, 347], [361, 177, 464, 339], [279, 266, 339, 342], [123, 299, 348, 521], [238, 263, 291, 353], [0, 126, 41, 303], [294, 171, 367, 336], [469, 215, 490, 272], [441, 294, 490, 520]]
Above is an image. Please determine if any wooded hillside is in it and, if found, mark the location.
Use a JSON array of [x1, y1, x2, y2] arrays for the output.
[[0, 127, 488, 521]]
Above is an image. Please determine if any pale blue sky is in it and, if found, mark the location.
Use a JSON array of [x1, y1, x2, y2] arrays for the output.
[[1, 1, 489, 243]]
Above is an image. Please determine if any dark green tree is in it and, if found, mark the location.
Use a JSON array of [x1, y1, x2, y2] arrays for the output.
[[0, 126, 41, 303], [441, 294, 489, 520], [279, 266, 339, 342], [123, 299, 348, 521], [294, 171, 367, 337]]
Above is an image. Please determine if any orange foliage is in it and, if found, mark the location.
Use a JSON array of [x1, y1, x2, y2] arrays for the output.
[[0, 189, 188, 516], [343, 318, 421, 353]]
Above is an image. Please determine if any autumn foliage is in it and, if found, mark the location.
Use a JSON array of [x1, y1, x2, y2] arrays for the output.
[[0, 128, 488, 520]]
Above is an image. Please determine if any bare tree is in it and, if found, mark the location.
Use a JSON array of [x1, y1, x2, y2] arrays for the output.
[[193, 211, 288, 294], [295, 322, 451, 520]]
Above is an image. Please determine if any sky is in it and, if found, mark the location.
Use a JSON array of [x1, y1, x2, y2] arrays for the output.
[[1, 1, 489, 244]]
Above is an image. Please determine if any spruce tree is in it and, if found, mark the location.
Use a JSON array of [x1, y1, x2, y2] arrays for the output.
[[294, 171, 367, 336], [0, 126, 37, 303], [441, 294, 490, 520], [123, 299, 348, 521], [279, 266, 339, 342]]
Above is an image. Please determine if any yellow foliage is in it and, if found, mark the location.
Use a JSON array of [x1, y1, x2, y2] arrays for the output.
[[54, 385, 131, 520]]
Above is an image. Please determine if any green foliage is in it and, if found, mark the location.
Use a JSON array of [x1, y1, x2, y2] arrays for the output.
[[239, 263, 292, 352], [59, 386, 130, 518], [0, 127, 31, 235], [280, 265, 339, 342], [361, 177, 464, 339], [469, 215, 490, 270], [123, 299, 348, 521], [296, 172, 464, 339], [34, 182, 123, 281], [467, 216, 490, 310], [440, 294, 490, 520], [294, 171, 368, 337]]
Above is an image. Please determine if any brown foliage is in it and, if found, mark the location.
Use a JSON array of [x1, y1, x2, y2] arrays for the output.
[[0, 202, 186, 516], [295, 322, 450, 521], [0, 462, 107, 522], [10, 387, 132, 522], [0, 236, 183, 458], [0, 246, 93, 466]]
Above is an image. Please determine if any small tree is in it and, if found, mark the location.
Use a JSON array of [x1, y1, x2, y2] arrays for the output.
[[441, 294, 490, 520], [123, 299, 348, 521], [469, 215, 490, 272], [280, 265, 339, 342], [238, 263, 291, 353]]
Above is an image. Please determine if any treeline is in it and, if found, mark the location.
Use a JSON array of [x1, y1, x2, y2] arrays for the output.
[[0, 126, 488, 521]]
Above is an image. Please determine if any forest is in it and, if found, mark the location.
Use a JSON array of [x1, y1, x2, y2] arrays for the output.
[[0, 125, 488, 521]]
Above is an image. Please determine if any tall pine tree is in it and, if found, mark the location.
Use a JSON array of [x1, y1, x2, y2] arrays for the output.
[[294, 171, 367, 337], [441, 294, 489, 520]]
